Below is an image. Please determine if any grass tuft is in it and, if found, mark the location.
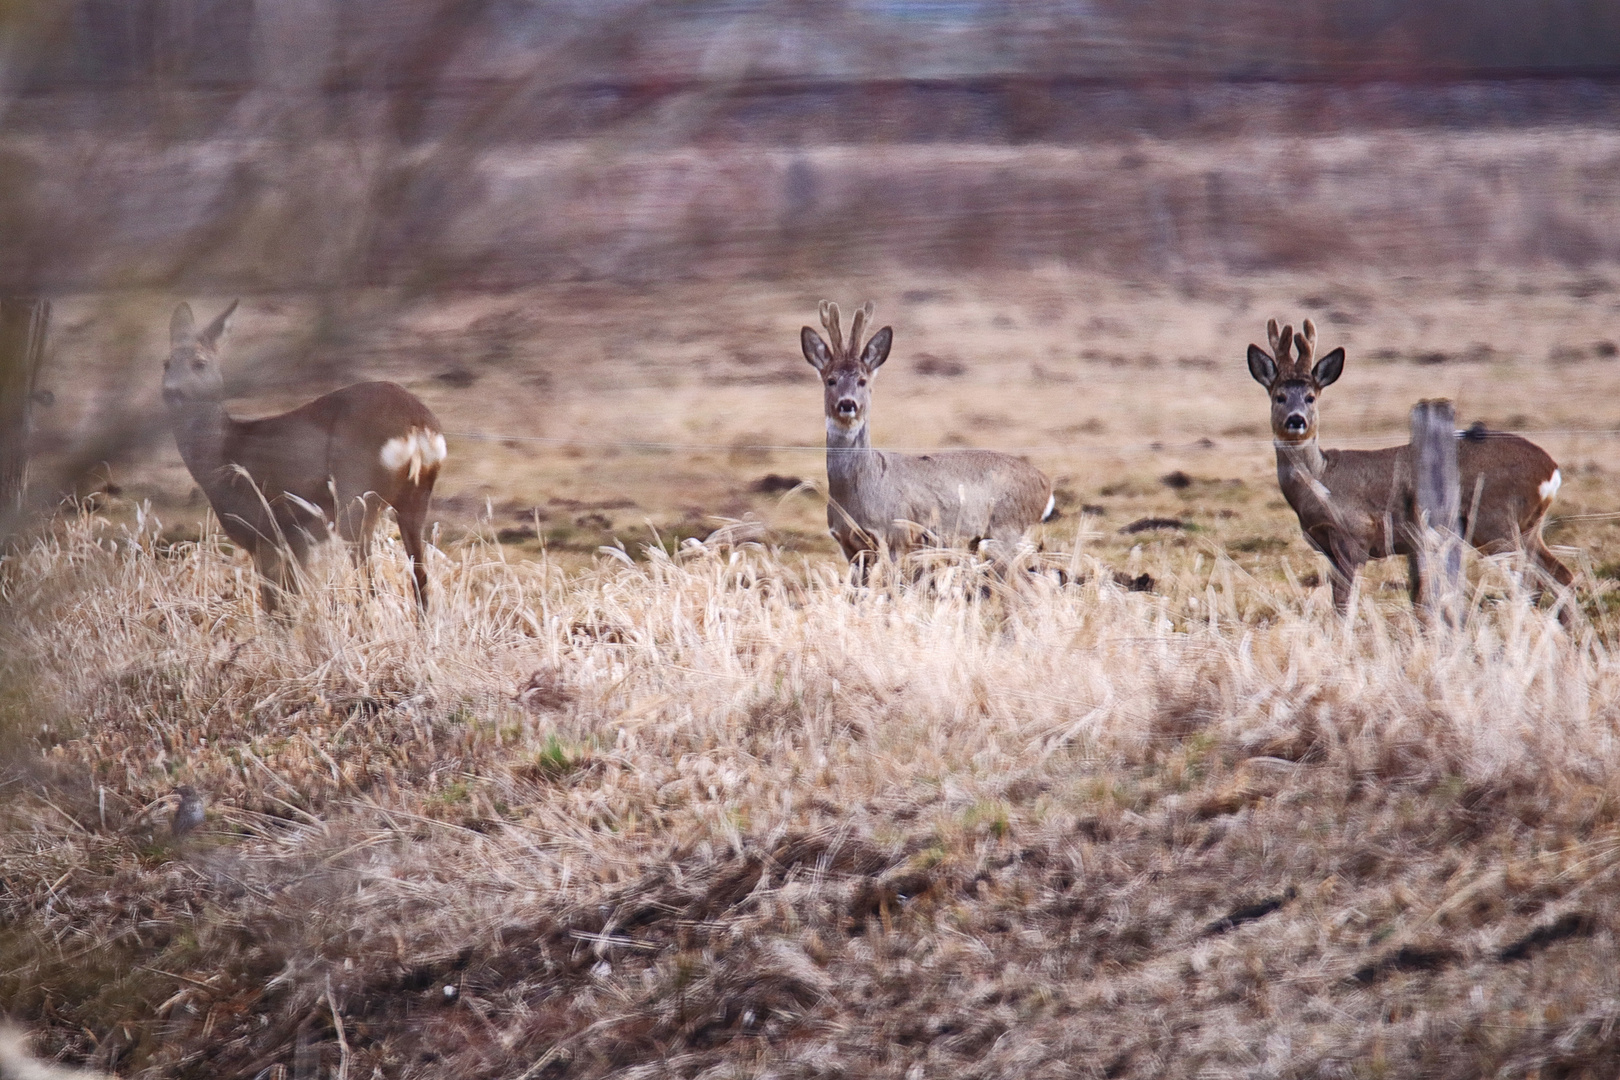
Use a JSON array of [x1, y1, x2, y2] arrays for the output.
[[4, 508, 1620, 1077]]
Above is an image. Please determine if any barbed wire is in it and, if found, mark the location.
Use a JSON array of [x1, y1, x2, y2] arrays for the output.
[[444, 427, 1620, 456]]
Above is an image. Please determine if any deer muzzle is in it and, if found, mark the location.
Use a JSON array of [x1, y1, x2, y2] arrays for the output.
[[835, 398, 859, 419]]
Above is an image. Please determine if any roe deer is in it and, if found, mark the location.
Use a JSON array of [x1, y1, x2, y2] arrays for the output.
[[163, 301, 446, 612], [1247, 318, 1572, 612], [801, 300, 1054, 570]]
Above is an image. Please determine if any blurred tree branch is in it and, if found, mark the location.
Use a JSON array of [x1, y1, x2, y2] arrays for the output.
[[0, 298, 49, 539]]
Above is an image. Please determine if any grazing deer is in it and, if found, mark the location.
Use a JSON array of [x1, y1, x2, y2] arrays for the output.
[[163, 301, 445, 612], [1247, 318, 1572, 612], [801, 300, 1054, 571]]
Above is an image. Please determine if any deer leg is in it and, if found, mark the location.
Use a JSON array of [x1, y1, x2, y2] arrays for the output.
[[831, 527, 876, 586], [252, 546, 284, 614], [252, 537, 304, 614], [394, 494, 431, 612], [1406, 551, 1424, 609], [337, 494, 383, 595], [1326, 553, 1363, 614], [1529, 537, 1574, 594], [1314, 531, 1365, 615], [1330, 569, 1353, 613], [1526, 536, 1576, 626]]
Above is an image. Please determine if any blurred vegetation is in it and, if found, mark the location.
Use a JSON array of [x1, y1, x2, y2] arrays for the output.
[[2, 4, 1620, 1076]]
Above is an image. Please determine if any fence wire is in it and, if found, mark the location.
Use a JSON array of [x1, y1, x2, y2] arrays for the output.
[[444, 427, 1620, 457]]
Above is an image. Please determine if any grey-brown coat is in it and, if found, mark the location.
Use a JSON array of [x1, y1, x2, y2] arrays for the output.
[[801, 301, 1053, 566], [163, 301, 446, 612], [1247, 318, 1571, 611]]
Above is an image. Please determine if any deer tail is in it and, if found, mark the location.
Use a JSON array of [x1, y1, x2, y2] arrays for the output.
[[382, 428, 449, 485]]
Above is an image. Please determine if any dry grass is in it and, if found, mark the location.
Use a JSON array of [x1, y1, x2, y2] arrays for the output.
[[6, 496, 1620, 1078], [9, 264, 1620, 1076], [32, 264, 1620, 588]]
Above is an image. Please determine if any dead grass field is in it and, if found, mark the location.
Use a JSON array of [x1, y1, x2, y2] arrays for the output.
[[7, 266, 1620, 1078], [28, 264, 1620, 582]]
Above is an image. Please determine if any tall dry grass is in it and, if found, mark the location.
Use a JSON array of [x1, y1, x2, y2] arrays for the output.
[[4, 506, 1620, 1077]]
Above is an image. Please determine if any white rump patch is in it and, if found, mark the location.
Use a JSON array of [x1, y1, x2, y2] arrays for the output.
[[381, 428, 448, 483], [1540, 469, 1562, 502], [1041, 494, 1056, 522]]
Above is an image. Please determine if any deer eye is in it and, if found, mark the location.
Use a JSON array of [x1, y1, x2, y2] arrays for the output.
[[826, 377, 836, 386], [1305, 394, 1315, 403], [1274, 394, 1284, 403], [857, 378, 867, 387]]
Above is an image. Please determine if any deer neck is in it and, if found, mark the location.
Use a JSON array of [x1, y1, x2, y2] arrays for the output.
[[168, 397, 234, 481], [1274, 436, 1334, 508], [825, 417, 873, 489]]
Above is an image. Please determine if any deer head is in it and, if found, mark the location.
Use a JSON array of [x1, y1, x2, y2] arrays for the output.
[[163, 300, 238, 408], [801, 300, 893, 434], [1246, 317, 1345, 444]]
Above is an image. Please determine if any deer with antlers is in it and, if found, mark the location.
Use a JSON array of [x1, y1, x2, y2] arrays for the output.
[[801, 300, 1054, 572], [1247, 317, 1572, 612], [163, 301, 446, 612]]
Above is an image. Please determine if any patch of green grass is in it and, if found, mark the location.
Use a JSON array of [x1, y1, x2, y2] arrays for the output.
[[435, 779, 470, 805], [963, 799, 1012, 840], [1230, 535, 1290, 554], [527, 733, 591, 782]]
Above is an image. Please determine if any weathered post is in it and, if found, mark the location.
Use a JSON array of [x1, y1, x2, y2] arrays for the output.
[[1410, 398, 1462, 623], [0, 298, 50, 537]]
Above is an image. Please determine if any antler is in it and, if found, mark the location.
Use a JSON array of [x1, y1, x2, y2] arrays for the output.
[[1268, 319, 1297, 369], [1294, 318, 1317, 367], [847, 300, 874, 355], [819, 301, 844, 356]]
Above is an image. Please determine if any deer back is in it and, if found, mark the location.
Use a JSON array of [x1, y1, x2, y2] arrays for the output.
[[849, 449, 1050, 544], [808, 299, 1052, 555], [223, 382, 444, 515], [1456, 432, 1561, 549], [166, 302, 445, 551]]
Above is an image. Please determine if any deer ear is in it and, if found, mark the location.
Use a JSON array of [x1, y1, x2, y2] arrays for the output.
[[861, 326, 893, 370], [170, 303, 196, 346], [1247, 344, 1277, 387], [198, 299, 239, 348], [1313, 346, 1344, 387], [802, 326, 833, 371]]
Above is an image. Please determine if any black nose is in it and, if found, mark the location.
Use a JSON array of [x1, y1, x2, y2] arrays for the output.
[[836, 398, 858, 417], [1284, 414, 1307, 432]]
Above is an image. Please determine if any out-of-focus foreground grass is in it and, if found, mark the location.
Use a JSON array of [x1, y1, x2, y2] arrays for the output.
[[3, 501, 1620, 1077]]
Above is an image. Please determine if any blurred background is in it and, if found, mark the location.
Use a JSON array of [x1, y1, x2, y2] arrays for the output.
[[5, 0, 1620, 290], [9, 9, 1620, 1076], [3, 0, 1620, 557]]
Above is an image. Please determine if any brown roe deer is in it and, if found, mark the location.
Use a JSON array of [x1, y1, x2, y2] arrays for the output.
[[801, 300, 1054, 571], [1247, 318, 1572, 612], [163, 301, 446, 612]]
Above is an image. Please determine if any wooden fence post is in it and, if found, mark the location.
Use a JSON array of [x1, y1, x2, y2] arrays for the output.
[[1410, 398, 1462, 623], [0, 298, 51, 536]]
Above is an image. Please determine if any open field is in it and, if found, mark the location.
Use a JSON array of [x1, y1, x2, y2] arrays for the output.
[[27, 264, 1620, 588], [8, 265, 1620, 1077]]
